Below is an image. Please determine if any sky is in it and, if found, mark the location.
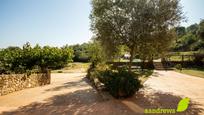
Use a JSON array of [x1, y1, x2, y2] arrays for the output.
[[0, 0, 204, 48]]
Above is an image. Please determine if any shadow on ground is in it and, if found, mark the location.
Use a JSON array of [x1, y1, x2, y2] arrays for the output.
[[151, 71, 163, 77], [44, 77, 89, 92], [126, 88, 204, 115], [1, 79, 203, 115]]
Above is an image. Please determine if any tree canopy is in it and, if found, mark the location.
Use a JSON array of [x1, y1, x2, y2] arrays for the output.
[[0, 43, 73, 74], [70, 43, 92, 62], [173, 19, 204, 51], [198, 20, 204, 41], [90, 0, 184, 69]]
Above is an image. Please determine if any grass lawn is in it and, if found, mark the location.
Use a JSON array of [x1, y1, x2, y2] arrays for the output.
[[169, 55, 193, 61], [169, 51, 198, 61], [170, 51, 198, 55], [175, 67, 204, 78], [52, 62, 90, 73]]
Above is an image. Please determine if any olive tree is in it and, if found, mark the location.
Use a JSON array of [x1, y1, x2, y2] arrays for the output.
[[90, 0, 184, 70]]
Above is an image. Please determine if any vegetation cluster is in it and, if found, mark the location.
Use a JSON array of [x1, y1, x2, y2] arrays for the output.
[[173, 20, 204, 52], [0, 42, 73, 74]]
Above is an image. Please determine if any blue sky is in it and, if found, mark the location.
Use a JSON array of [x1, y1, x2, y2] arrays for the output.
[[0, 0, 204, 48]]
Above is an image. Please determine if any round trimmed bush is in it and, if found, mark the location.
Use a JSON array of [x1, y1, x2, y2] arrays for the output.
[[100, 68, 142, 98]]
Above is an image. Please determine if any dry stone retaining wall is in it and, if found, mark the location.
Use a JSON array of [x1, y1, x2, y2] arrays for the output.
[[0, 72, 51, 96]]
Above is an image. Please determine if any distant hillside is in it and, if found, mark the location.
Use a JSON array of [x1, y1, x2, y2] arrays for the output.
[[172, 19, 204, 52]]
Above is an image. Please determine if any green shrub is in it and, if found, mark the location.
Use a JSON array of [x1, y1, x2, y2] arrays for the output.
[[104, 68, 142, 98], [175, 64, 182, 71], [0, 43, 74, 74], [87, 63, 142, 98], [87, 63, 109, 81]]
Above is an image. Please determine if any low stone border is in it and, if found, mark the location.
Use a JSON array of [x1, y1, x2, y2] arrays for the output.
[[0, 71, 51, 96], [88, 77, 113, 101]]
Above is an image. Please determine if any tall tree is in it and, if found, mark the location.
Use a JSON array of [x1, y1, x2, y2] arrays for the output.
[[198, 19, 204, 41], [186, 24, 199, 35], [90, 0, 184, 70], [176, 26, 186, 37]]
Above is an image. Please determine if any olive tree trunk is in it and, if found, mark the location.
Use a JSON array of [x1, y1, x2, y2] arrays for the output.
[[128, 46, 135, 72]]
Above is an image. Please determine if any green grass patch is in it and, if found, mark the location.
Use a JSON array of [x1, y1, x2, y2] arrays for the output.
[[169, 55, 194, 61], [175, 67, 204, 78], [65, 62, 90, 69], [169, 51, 199, 61], [52, 62, 90, 73], [171, 51, 198, 55]]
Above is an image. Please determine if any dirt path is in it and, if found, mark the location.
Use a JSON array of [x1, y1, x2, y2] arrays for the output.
[[144, 70, 204, 110], [0, 73, 143, 115], [0, 71, 203, 115], [0, 73, 89, 113]]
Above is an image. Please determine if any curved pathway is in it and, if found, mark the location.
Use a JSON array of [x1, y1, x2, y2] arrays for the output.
[[0, 71, 203, 115], [0, 73, 141, 115], [145, 70, 204, 111]]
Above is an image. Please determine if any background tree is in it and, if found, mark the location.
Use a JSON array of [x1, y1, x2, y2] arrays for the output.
[[88, 40, 106, 68], [70, 43, 92, 62], [198, 19, 204, 41], [0, 46, 23, 73], [176, 27, 186, 37], [172, 19, 204, 52], [175, 26, 186, 42], [186, 24, 199, 35], [90, 0, 184, 70], [115, 45, 129, 62], [0, 43, 74, 74]]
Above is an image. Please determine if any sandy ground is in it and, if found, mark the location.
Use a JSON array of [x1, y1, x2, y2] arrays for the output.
[[144, 70, 204, 113], [0, 71, 204, 115]]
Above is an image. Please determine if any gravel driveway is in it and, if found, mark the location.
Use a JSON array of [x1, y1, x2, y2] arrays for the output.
[[0, 71, 203, 115], [144, 70, 204, 113]]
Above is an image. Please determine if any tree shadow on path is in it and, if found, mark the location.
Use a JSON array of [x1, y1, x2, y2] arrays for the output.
[[44, 77, 89, 92], [1, 79, 203, 115], [1, 89, 136, 115], [124, 87, 204, 115]]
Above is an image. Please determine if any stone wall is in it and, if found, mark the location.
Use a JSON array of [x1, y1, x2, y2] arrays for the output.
[[0, 71, 51, 96]]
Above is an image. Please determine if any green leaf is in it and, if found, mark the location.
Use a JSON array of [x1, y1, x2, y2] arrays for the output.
[[177, 97, 190, 112]]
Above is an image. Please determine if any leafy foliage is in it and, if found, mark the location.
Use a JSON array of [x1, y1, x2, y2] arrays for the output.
[[87, 64, 142, 98], [186, 24, 199, 35], [90, 0, 184, 70], [70, 43, 92, 62], [0, 43, 73, 74], [88, 41, 106, 68], [99, 67, 142, 98], [174, 33, 197, 51], [176, 27, 186, 37], [173, 19, 204, 51], [86, 62, 109, 81], [198, 20, 204, 41]]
